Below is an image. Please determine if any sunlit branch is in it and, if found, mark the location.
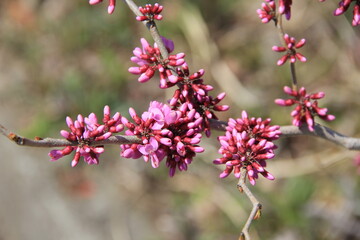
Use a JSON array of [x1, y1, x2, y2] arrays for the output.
[[237, 167, 261, 240], [0, 124, 140, 147]]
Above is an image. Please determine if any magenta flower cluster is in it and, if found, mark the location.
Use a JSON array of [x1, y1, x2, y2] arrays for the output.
[[136, 3, 163, 22], [120, 101, 204, 177], [214, 111, 281, 185], [129, 37, 229, 137], [257, 0, 276, 23], [168, 62, 229, 136], [257, 0, 292, 22], [49, 106, 123, 167], [320, 0, 360, 26], [272, 34, 307, 66], [275, 86, 335, 131], [128, 38, 184, 87]]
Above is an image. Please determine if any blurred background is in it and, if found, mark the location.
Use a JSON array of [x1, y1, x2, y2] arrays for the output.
[[0, 0, 360, 239]]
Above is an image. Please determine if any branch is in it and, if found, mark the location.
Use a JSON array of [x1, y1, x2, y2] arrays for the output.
[[237, 168, 261, 240], [210, 119, 360, 150], [0, 124, 140, 147], [2, 120, 360, 150]]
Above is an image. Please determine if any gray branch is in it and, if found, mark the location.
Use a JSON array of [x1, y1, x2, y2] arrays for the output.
[[209, 119, 360, 150], [2, 120, 360, 150]]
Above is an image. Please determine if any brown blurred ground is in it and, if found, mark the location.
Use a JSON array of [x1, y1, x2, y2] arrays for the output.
[[1, 0, 360, 239]]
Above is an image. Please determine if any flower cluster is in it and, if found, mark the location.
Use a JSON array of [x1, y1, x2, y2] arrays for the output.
[[129, 37, 229, 137], [128, 38, 185, 87], [120, 101, 204, 176], [49, 106, 123, 167], [167, 62, 229, 136], [272, 34, 307, 66], [279, 0, 293, 20], [214, 111, 281, 185], [320, 0, 360, 26], [275, 86, 335, 131], [89, 0, 116, 14], [257, 0, 292, 23], [136, 3, 163, 22], [257, 0, 276, 23]]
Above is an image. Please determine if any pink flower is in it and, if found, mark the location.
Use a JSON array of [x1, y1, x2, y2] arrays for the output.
[[275, 86, 335, 131], [272, 34, 306, 66], [142, 101, 181, 130], [136, 3, 163, 22], [89, 0, 116, 14], [214, 111, 281, 185], [49, 106, 123, 166], [137, 137, 167, 168]]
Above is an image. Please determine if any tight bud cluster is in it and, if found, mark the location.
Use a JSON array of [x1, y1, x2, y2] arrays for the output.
[[214, 111, 281, 185], [49, 106, 123, 167], [257, 0, 292, 22], [136, 3, 163, 22], [128, 38, 184, 87], [272, 34, 306, 66], [275, 86, 335, 131]]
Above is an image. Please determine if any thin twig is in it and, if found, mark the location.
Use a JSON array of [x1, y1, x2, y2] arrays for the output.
[[275, 13, 298, 90], [0, 124, 141, 147], [290, 62, 297, 88], [237, 167, 261, 240]]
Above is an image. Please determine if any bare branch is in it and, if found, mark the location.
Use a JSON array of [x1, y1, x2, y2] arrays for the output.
[[0, 124, 141, 147], [237, 167, 261, 240], [280, 124, 360, 150]]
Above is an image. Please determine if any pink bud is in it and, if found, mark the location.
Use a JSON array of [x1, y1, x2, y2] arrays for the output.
[[89, 0, 102, 5]]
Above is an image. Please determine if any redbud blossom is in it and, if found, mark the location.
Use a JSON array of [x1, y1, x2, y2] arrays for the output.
[[257, 1, 276, 23], [120, 101, 204, 176], [167, 62, 229, 137], [275, 86, 335, 131], [214, 111, 281, 185], [272, 34, 306, 66], [136, 3, 163, 22], [89, 0, 116, 14], [49, 106, 123, 166], [128, 38, 185, 88]]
